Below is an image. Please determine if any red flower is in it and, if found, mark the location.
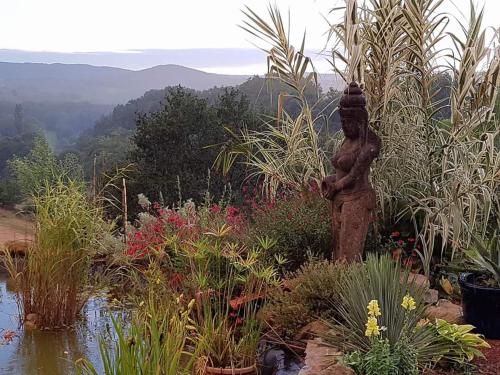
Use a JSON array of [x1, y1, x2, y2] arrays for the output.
[[210, 204, 221, 214], [408, 237, 416, 243], [391, 231, 401, 238], [226, 206, 238, 217], [397, 240, 405, 247]]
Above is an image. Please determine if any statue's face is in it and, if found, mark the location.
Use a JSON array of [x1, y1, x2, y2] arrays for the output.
[[341, 116, 361, 139]]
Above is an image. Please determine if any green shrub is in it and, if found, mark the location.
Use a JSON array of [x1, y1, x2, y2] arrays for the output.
[[249, 192, 332, 271], [263, 259, 352, 339]]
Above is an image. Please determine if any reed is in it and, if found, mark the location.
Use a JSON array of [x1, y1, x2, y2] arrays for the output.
[[76, 298, 198, 375]]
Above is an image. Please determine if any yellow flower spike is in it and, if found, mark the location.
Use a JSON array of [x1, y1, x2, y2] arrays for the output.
[[365, 316, 380, 337], [187, 299, 196, 310], [402, 294, 416, 311], [367, 299, 382, 317]]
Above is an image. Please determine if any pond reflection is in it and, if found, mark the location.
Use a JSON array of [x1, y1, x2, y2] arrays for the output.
[[0, 273, 120, 375]]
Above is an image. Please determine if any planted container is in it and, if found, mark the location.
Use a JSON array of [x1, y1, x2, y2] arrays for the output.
[[459, 272, 500, 339]]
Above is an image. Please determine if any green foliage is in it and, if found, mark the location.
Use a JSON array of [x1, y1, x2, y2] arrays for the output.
[[0, 178, 21, 206], [77, 299, 197, 375], [129, 87, 256, 208], [465, 230, 500, 286], [433, 319, 490, 364], [263, 259, 352, 338], [345, 338, 418, 375], [8, 134, 83, 197], [249, 192, 332, 271]]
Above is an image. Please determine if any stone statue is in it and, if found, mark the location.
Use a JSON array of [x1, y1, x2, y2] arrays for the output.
[[321, 82, 381, 261]]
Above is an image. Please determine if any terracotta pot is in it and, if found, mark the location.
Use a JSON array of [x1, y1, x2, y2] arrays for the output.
[[204, 364, 256, 374]]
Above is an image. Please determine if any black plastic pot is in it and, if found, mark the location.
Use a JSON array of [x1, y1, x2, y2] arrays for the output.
[[459, 272, 500, 339]]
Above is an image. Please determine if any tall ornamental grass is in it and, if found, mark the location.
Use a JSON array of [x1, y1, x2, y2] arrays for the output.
[[220, 0, 500, 276], [4, 178, 105, 328]]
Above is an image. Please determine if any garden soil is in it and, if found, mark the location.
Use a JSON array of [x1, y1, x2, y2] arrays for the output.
[[0, 208, 33, 245]]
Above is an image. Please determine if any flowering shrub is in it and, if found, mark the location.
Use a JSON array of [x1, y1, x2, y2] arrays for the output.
[[345, 296, 419, 375], [248, 190, 332, 271], [322, 255, 490, 373], [125, 196, 248, 258]]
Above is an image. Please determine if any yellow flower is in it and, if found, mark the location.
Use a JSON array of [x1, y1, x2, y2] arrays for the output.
[[367, 299, 382, 317], [365, 316, 380, 337], [402, 294, 416, 311]]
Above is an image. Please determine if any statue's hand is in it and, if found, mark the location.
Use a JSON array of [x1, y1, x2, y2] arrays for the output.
[[321, 175, 337, 201]]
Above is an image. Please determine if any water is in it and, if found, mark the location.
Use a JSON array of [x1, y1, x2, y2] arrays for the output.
[[0, 272, 118, 375]]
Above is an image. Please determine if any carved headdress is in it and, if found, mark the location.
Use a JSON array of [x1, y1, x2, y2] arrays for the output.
[[339, 81, 368, 120]]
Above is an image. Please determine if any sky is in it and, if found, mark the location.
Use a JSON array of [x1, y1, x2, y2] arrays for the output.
[[0, 0, 498, 74]]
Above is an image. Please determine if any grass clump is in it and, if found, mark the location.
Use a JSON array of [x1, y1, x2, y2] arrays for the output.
[[77, 297, 198, 375], [4, 178, 106, 328]]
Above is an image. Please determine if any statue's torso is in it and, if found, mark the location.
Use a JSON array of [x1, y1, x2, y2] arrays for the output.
[[332, 139, 373, 197]]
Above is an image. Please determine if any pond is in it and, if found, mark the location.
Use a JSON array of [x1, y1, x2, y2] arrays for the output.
[[0, 272, 119, 375]]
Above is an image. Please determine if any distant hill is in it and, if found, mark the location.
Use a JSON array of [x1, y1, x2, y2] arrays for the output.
[[0, 61, 343, 106], [0, 62, 252, 105]]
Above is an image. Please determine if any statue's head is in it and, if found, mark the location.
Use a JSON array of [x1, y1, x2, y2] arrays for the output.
[[339, 82, 368, 139]]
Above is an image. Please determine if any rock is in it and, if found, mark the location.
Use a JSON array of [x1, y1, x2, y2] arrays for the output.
[[423, 288, 439, 304], [24, 320, 37, 330], [426, 299, 463, 324], [402, 272, 430, 290], [24, 313, 39, 330], [300, 363, 355, 375], [299, 338, 343, 373], [294, 320, 331, 341], [319, 363, 356, 375]]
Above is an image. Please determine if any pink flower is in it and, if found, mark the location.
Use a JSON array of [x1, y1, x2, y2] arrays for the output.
[[391, 231, 401, 238]]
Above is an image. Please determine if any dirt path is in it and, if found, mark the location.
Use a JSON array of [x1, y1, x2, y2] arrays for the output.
[[0, 208, 33, 246]]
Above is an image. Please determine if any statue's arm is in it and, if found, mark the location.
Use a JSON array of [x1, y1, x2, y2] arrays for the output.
[[321, 174, 337, 200], [333, 145, 378, 191]]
